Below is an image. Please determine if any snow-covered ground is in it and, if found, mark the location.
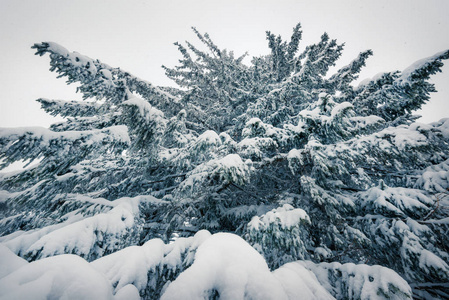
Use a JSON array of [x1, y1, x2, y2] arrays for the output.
[[0, 230, 411, 300]]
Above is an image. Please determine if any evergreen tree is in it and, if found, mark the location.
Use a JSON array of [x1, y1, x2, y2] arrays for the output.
[[1, 24, 449, 299]]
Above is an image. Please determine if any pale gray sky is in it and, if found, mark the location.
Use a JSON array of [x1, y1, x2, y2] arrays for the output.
[[1, 0, 448, 127]]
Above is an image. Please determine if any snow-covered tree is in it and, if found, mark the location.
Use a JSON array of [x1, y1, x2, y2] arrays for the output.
[[1, 23, 449, 299]]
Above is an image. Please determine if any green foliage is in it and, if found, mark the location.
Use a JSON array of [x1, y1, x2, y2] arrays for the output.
[[1, 23, 449, 299]]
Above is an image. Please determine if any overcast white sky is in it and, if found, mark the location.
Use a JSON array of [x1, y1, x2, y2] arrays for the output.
[[0, 0, 448, 128]]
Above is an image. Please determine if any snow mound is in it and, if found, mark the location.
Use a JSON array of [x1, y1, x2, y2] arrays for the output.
[[161, 233, 285, 299], [92, 238, 165, 293], [0, 244, 27, 279], [0, 230, 414, 300], [0, 254, 113, 300], [273, 262, 335, 300], [114, 284, 141, 300], [161, 233, 333, 300], [91, 230, 211, 297], [300, 261, 412, 300]]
